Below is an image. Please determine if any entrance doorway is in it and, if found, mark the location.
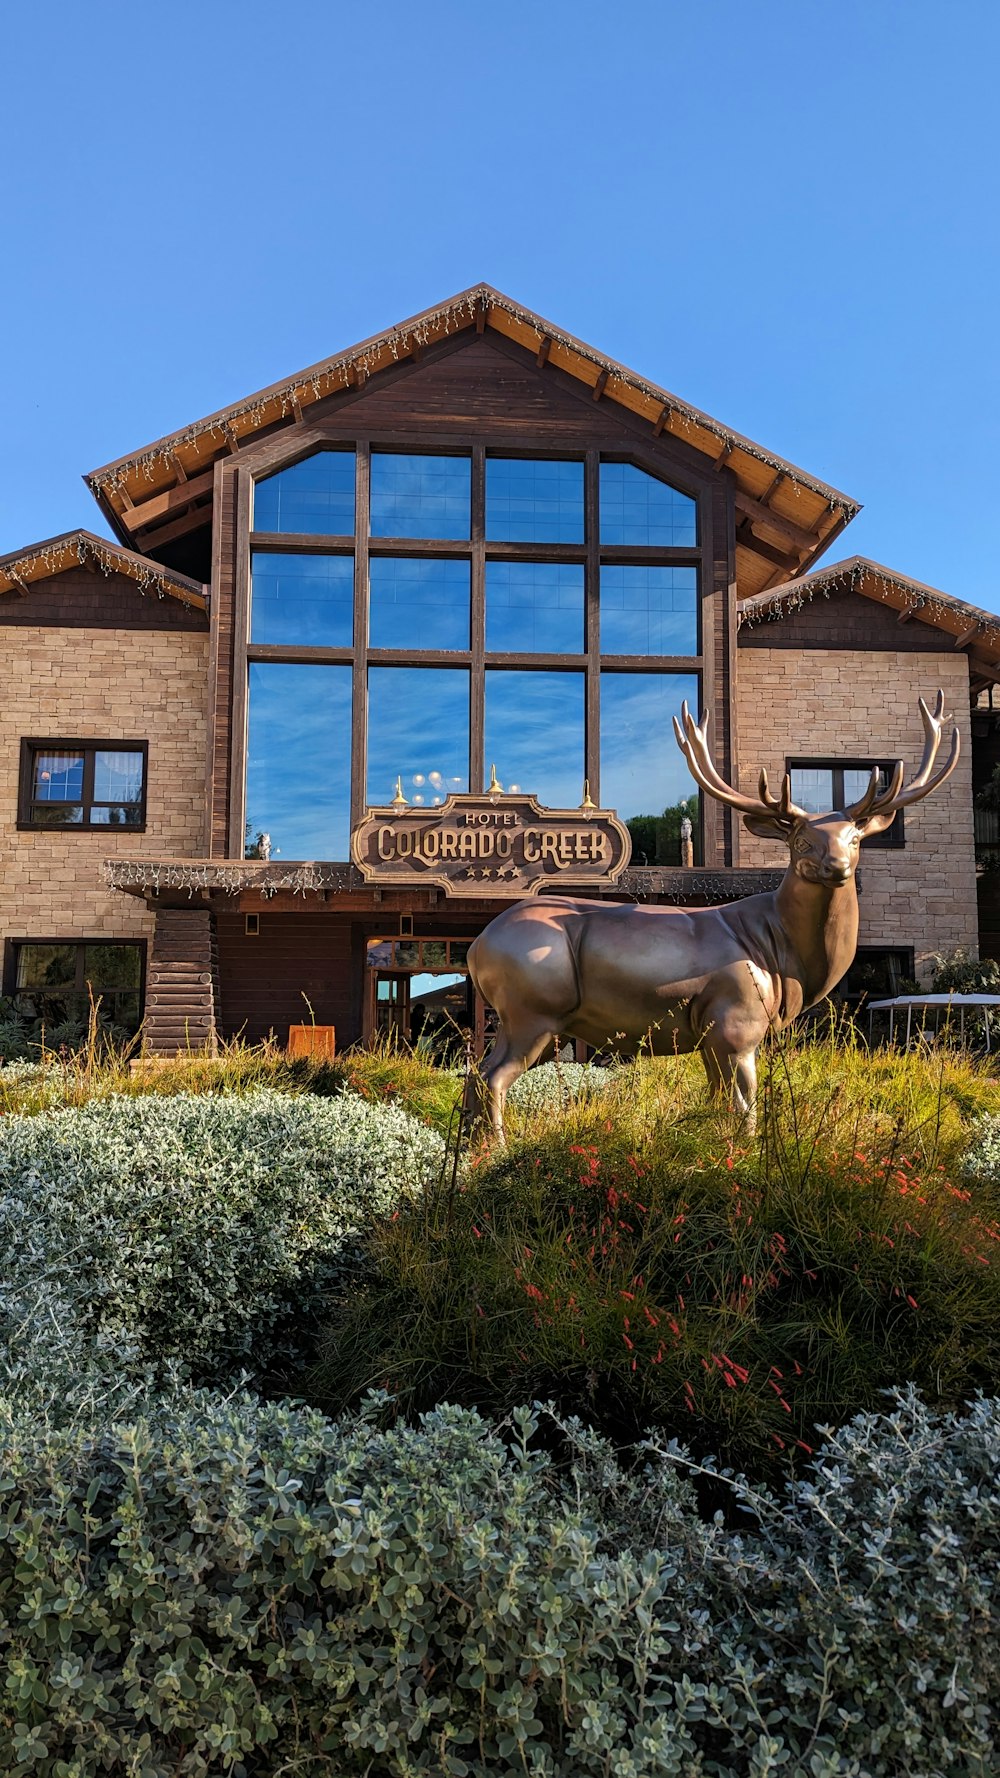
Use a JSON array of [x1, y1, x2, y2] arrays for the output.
[[365, 936, 482, 1058]]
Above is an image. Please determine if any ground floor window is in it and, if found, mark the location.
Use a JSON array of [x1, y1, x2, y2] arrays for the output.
[[838, 947, 917, 1002], [3, 940, 145, 1037]]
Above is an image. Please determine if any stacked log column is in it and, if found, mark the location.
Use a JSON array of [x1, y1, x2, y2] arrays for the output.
[[143, 908, 220, 1055]]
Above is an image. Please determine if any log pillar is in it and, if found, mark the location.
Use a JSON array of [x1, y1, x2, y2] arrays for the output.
[[142, 908, 220, 1055]]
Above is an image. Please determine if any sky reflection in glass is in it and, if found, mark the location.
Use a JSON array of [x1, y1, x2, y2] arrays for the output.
[[369, 557, 469, 650], [246, 664, 353, 859], [486, 458, 584, 542], [599, 462, 697, 546], [370, 454, 470, 538], [485, 561, 583, 652], [251, 553, 354, 646], [367, 668, 469, 806], [253, 452, 355, 534], [600, 566, 698, 654], [601, 672, 699, 819], [484, 671, 584, 808]]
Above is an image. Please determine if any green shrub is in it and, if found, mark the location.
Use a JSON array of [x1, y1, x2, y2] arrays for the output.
[[311, 1047, 1000, 1477], [0, 1385, 995, 1777], [0, 1089, 443, 1408], [931, 946, 1000, 995]]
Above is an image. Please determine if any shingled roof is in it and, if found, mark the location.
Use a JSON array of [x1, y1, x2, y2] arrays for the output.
[[84, 283, 860, 594]]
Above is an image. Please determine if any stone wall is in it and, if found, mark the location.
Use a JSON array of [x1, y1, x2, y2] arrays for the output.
[[0, 625, 209, 968], [733, 649, 976, 983]]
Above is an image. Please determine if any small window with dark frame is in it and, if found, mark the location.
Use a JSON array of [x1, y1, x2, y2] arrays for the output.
[[787, 760, 904, 848], [7, 940, 145, 1035], [19, 741, 147, 831]]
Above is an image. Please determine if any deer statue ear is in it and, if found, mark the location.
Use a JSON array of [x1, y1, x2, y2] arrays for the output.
[[742, 811, 792, 843]]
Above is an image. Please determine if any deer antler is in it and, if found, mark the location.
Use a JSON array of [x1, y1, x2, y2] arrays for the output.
[[673, 702, 808, 821], [844, 690, 960, 823]]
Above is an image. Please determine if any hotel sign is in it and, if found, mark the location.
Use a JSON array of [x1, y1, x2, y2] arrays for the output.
[[351, 794, 631, 898]]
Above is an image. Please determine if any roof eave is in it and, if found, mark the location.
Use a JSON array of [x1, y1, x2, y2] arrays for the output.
[[83, 281, 862, 521]]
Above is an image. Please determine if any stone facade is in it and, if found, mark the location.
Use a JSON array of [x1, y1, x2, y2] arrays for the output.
[[734, 648, 977, 982], [0, 624, 210, 965]]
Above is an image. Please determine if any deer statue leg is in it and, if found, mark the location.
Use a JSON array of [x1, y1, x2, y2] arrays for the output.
[[475, 1024, 554, 1142], [701, 1040, 759, 1130]]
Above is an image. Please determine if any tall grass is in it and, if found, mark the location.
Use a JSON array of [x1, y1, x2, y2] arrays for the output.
[[0, 1024, 462, 1135], [308, 1030, 1000, 1478]]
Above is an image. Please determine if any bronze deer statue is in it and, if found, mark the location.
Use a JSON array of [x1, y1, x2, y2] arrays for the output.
[[467, 692, 960, 1137]]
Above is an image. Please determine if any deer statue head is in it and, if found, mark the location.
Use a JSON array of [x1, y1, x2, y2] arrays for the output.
[[672, 690, 961, 883]]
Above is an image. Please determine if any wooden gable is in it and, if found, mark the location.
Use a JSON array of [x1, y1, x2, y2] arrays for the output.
[[738, 586, 948, 653], [0, 565, 208, 630]]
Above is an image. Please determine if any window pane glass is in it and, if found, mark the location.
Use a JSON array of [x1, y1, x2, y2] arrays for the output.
[[600, 566, 698, 655], [247, 663, 353, 860], [842, 766, 889, 807], [251, 552, 354, 647], [601, 674, 701, 851], [790, 768, 834, 814], [93, 751, 144, 805], [484, 671, 585, 808], [370, 454, 470, 539], [16, 944, 76, 990], [83, 944, 142, 990], [486, 562, 583, 653], [253, 451, 355, 534], [33, 751, 83, 801], [367, 668, 469, 806], [486, 459, 584, 543], [369, 558, 470, 650], [599, 461, 697, 546], [88, 806, 143, 827], [30, 804, 84, 826]]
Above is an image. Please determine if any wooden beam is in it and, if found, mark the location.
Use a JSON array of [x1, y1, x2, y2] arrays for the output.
[[592, 367, 609, 402], [713, 439, 733, 471], [734, 521, 799, 571], [117, 483, 135, 510], [536, 336, 551, 368], [129, 502, 213, 550], [758, 470, 783, 506], [968, 655, 1000, 684], [954, 620, 981, 649], [222, 425, 241, 457], [475, 297, 488, 334], [120, 467, 215, 533], [653, 404, 671, 437], [410, 337, 423, 363], [734, 491, 816, 552], [896, 605, 914, 624], [290, 395, 304, 424], [170, 453, 188, 484]]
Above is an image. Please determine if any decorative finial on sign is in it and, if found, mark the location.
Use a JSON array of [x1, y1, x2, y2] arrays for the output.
[[488, 762, 503, 797], [580, 779, 596, 810], [391, 776, 408, 810]]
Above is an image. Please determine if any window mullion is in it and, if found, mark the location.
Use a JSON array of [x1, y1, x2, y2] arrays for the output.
[[82, 749, 95, 826], [352, 442, 370, 828], [585, 449, 600, 802], [470, 445, 485, 793]]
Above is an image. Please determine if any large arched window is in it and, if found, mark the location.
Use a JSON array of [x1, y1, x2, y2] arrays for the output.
[[243, 446, 703, 865]]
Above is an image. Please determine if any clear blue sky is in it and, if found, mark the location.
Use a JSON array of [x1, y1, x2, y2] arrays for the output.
[[2, 2, 998, 607]]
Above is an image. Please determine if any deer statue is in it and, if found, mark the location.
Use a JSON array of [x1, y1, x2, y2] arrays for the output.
[[467, 692, 960, 1137]]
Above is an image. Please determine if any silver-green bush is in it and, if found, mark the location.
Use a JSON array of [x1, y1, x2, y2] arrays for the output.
[[962, 1113, 1000, 1186], [507, 1060, 613, 1113], [0, 1089, 443, 1404], [0, 1386, 995, 1777]]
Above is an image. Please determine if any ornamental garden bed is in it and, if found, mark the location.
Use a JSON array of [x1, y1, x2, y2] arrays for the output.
[[0, 1037, 998, 1775]]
